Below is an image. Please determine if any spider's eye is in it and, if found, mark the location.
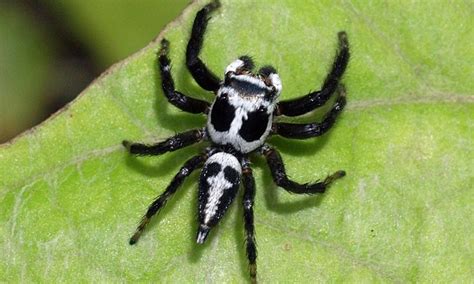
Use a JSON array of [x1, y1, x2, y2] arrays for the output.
[[220, 92, 228, 100], [224, 72, 233, 85], [264, 88, 277, 101]]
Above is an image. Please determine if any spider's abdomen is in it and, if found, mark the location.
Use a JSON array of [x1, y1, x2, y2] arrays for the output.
[[206, 86, 274, 154], [197, 152, 241, 243]]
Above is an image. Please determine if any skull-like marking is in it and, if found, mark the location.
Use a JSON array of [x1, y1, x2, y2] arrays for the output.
[[197, 152, 242, 243]]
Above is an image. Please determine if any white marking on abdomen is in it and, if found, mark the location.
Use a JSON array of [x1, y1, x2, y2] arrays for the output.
[[204, 172, 232, 224]]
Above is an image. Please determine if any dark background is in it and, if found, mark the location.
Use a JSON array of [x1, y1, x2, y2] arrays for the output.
[[0, 0, 189, 143]]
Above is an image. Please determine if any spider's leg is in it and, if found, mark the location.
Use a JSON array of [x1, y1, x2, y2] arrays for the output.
[[159, 39, 210, 114], [261, 145, 345, 194], [129, 153, 206, 245], [275, 32, 349, 117], [242, 159, 257, 283], [272, 88, 346, 139], [123, 128, 204, 156], [186, 0, 221, 92]]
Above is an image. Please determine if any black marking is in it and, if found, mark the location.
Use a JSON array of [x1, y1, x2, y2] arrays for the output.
[[230, 78, 267, 96], [239, 109, 269, 142], [211, 94, 235, 131], [204, 162, 221, 176], [224, 166, 240, 184]]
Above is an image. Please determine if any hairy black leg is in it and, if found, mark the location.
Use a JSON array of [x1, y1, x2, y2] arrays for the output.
[[272, 89, 346, 139], [276, 31, 349, 117], [123, 128, 204, 156], [159, 39, 210, 113], [242, 159, 257, 283], [129, 153, 206, 245], [186, 0, 221, 92], [261, 145, 345, 194]]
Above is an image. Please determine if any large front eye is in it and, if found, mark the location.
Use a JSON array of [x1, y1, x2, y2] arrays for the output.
[[219, 92, 229, 100], [224, 72, 234, 85], [264, 88, 277, 101]]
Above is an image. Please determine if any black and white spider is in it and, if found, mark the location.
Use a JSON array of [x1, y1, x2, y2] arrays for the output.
[[123, 1, 349, 282]]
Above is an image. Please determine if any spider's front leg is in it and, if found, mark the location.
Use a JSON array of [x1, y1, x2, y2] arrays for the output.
[[272, 85, 346, 139], [186, 0, 221, 92], [261, 145, 345, 194], [159, 39, 211, 114], [123, 128, 204, 156], [276, 31, 349, 117], [129, 152, 207, 245]]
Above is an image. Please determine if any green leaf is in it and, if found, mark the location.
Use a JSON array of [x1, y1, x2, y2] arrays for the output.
[[1, 0, 473, 282]]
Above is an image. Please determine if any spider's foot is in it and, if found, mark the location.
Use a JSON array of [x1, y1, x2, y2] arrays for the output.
[[129, 234, 139, 245], [249, 264, 257, 284], [122, 140, 132, 151], [338, 31, 349, 47], [324, 170, 346, 186], [129, 217, 150, 245], [206, 0, 221, 12], [159, 38, 170, 56]]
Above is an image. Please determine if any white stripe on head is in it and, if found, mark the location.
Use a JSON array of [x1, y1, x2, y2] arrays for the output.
[[233, 74, 268, 89]]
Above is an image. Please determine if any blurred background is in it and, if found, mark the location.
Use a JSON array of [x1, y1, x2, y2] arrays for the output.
[[0, 0, 189, 143]]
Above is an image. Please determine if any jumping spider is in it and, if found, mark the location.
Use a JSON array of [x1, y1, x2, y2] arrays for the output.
[[123, 0, 350, 282]]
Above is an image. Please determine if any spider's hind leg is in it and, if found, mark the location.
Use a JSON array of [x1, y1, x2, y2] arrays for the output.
[[129, 153, 206, 245], [123, 128, 205, 156], [242, 160, 258, 283]]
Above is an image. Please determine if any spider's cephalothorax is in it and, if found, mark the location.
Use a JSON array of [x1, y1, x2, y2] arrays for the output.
[[208, 57, 282, 153], [123, 1, 350, 282]]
